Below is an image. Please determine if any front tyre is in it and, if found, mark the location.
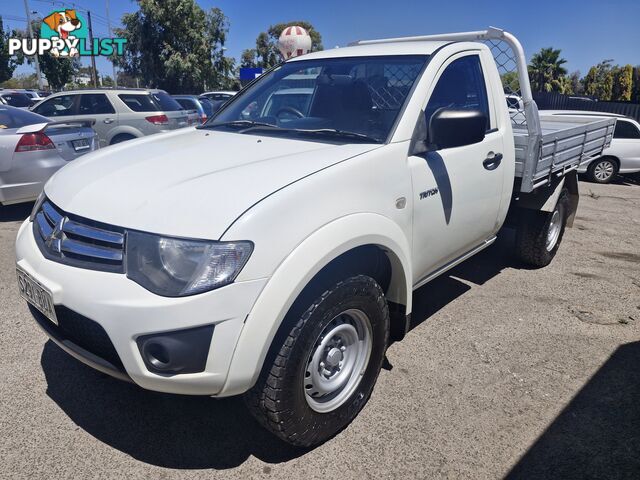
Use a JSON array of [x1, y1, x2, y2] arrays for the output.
[[515, 189, 570, 268], [245, 275, 389, 447]]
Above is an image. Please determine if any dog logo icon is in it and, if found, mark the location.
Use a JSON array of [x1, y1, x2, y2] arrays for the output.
[[42, 9, 83, 57], [8, 9, 125, 58]]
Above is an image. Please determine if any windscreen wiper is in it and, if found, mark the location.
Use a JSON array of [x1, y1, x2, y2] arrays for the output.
[[294, 129, 382, 143], [198, 120, 278, 130]]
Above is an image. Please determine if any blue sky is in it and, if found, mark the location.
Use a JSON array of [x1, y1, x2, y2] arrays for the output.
[[4, 0, 640, 80]]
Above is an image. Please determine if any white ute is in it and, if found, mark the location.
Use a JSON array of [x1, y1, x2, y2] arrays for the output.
[[15, 28, 615, 447]]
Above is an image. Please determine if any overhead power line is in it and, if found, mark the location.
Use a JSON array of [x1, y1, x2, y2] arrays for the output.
[[33, 0, 115, 25]]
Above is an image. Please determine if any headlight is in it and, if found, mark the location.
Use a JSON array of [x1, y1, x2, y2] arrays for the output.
[[126, 231, 253, 297], [30, 192, 46, 222]]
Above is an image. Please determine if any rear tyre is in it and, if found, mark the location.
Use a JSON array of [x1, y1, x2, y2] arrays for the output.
[[515, 189, 570, 268], [245, 275, 389, 447], [587, 157, 618, 184], [110, 134, 136, 145]]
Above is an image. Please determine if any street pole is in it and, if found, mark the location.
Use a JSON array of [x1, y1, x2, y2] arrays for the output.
[[86, 11, 98, 87], [23, 0, 43, 90], [105, 0, 117, 87]]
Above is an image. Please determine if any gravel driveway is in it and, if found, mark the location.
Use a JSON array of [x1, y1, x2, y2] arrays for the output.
[[1, 178, 638, 479]]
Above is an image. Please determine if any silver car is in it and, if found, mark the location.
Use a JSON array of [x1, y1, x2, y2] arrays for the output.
[[172, 95, 209, 124], [31, 89, 189, 148], [0, 106, 98, 205]]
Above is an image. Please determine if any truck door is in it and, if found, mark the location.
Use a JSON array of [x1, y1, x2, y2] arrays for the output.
[[409, 51, 505, 283]]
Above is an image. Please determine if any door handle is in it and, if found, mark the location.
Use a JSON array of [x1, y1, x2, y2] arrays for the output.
[[483, 152, 503, 171], [103, 118, 115, 124]]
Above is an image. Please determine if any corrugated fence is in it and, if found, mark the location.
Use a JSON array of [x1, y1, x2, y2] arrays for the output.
[[534, 92, 640, 122]]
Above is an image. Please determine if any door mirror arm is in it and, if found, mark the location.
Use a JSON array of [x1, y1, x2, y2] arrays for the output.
[[409, 111, 428, 156]]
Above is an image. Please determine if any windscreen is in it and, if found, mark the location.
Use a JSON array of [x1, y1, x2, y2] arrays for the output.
[[209, 55, 428, 143], [0, 106, 49, 129]]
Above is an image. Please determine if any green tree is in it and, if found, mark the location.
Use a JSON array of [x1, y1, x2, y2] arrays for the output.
[[117, 71, 138, 88], [38, 53, 77, 90], [0, 17, 22, 83], [633, 66, 640, 103], [0, 16, 21, 83], [528, 47, 568, 93], [240, 49, 257, 68], [611, 64, 633, 101], [254, 21, 323, 69], [583, 60, 614, 100], [255, 32, 277, 69], [0, 73, 38, 89], [568, 71, 583, 95], [500, 71, 519, 94], [115, 0, 235, 93]]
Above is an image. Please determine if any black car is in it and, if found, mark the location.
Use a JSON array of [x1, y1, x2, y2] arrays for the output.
[[0, 92, 33, 108]]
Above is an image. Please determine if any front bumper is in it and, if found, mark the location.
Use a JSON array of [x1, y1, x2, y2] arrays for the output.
[[16, 219, 267, 395]]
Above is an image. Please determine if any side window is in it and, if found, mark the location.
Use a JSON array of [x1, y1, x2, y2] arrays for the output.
[[613, 120, 640, 139], [78, 94, 115, 115], [425, 55, 490, 131], [33, 95, 76, 117]]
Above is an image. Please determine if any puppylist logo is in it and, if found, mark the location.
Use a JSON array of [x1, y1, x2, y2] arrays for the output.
[[9, 9, 126, 57]]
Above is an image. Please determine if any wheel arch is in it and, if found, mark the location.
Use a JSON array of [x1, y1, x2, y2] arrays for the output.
[[598, 155, 620, 167], [107, 127, 142, 144], [219, 213, 412, 396]]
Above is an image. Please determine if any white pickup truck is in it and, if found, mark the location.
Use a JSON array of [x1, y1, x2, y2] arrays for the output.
[[15, 28, 615, 447]]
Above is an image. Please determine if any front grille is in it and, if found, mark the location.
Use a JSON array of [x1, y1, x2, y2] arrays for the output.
[[29, 304, 125, 372], [33, 199, 125, 273]]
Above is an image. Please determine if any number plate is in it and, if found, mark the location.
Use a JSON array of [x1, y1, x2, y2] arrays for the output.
[[16, 266, 57, 325], [72, 138, 90, 151]]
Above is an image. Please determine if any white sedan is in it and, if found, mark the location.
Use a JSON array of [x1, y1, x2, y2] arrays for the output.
[[540, 110, 640, 183]]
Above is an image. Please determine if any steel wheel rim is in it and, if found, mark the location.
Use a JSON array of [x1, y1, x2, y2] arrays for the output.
[[304, 308, 373, 413], [594, 160, 614, 181], [546, 208, 562, 251]]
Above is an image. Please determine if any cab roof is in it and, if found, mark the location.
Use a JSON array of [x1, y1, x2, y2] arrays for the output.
[[288, 40, 451, 61]]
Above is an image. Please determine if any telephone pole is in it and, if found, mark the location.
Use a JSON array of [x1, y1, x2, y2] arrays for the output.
[[105, 0, 117, 87], [23, 0, 44, 90], [86, 10, 98, 87]]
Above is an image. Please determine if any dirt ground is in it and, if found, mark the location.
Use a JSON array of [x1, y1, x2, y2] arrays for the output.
[[1, 177, 638, 479]]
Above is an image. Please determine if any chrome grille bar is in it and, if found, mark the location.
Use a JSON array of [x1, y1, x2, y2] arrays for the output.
[[42, 201, 62, 226], [60, 237, 123, 262], [63, 220, 124, 246], [33, 199, 125, 273], [35, 212, 53, 238]]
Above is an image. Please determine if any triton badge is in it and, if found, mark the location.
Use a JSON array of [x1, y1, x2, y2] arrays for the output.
[[419, 188, 439, 200]]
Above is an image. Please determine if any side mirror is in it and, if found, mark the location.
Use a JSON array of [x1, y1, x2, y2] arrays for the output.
[[428, 108, 486, 151]]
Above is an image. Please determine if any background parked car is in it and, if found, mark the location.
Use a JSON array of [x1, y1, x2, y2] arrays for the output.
[[0, 91, 33, 109], [200, 90, 237, 103], [539, 110, 640, 183], [0, 105, 98, 205], [172, 95, 208, 124], [31, 89, 189, 147], [16, 89, 45, 107], [197, 96, 216, 119], [200, 90, 236, 115]]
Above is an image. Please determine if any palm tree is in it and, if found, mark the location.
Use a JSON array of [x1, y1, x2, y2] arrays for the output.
[[528, 48, 568, 93]]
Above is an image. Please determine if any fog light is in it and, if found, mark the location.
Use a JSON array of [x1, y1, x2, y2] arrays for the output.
[[137, 325, 214, 375]]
